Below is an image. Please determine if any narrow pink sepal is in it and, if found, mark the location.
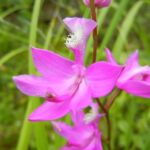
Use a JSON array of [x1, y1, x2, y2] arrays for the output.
[[105, 48, 118, 65], [13, 75, 53, 97], [119, 80, 150, 98], [29, 100, 70, 121], [52, 121, 93, 146]]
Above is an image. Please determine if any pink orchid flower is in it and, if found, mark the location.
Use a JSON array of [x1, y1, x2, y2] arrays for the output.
[[52, 103, 103, 150], [13, 18, 122, 121], [106, 49, 150, 98], [83, 0, 111, 8]]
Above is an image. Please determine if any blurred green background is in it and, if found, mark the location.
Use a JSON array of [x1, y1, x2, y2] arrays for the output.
[[0, 0, 150, 150]]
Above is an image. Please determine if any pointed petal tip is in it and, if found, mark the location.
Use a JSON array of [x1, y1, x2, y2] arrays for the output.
[[31, 47, 43, 53], [105, 48, 111, 54], [133, 49, 139, 56], [105, 48, 118, 65], [126, 50, 139, 65], [12, 76, 17, 81], [28, 113, 39, 122], [12, 75, 24, 83], [28, 117, 40, 122], [28, 111, 51, 122], [105, 47, 111, 51]]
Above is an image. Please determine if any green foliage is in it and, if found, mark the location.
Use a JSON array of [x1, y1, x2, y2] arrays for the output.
[[0, 0, 150, 150]]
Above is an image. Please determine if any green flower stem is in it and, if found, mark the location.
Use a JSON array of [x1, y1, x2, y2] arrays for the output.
[[16, 0, 49, 150]]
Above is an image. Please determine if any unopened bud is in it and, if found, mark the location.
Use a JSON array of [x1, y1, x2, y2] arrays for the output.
[[83, 0, 111, 8]]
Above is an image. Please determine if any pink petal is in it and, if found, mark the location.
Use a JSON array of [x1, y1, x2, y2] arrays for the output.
[[117, 66, 150, 85], [64, 17, 96, 38], [105, 48, 118, 65], [32, 47, 74, 81], [52, 121, 93, 146], [125, 50, 139, 71], [118, 80, 150, 98], [71, 110, 84, 126], [86, 62, 122, 97], [13, 75, 53, 97], [29, 100, 70, 121], [52, 121, 72, 138], [84, 136, 103, 150], [69, 79, 92, 111]]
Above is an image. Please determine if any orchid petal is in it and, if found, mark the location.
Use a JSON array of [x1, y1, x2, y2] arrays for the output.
[[105, 48, 117, 65], [118, 80, 150, 98], [84, 136, 103, 150], [71, 110, 84, 126], [125, 50, 139, 70], [117, 65, 150, 85], [29, 100, 70, 121], [70, 79, 92, 111], [32, 47, 74, 80], [13, 75, 53, 97], [52, 121, 93, 146], [64, 17, 96, 38], [86, 62, 122, 97]]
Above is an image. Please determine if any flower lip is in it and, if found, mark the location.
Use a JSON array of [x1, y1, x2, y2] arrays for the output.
[[65, 27, 83, 49]]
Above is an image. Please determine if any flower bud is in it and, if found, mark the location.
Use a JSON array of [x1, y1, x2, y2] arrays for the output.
[[83, 0, 111, 8]]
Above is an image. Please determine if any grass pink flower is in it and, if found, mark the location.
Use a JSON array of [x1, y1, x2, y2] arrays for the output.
[[106, 49, 150, 98], [52, 103, 103, 150], [13, 18, 122, 121], [13, 47, 122, 121], [83, 0, 111, 8]]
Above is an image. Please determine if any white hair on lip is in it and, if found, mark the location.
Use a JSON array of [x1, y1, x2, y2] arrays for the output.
[[65, 27, 83, 49]]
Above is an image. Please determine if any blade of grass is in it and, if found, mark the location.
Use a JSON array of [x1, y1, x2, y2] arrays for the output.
[[0, 6, 20, 19], [0, 47, 26, 66], [113, 1, 143, 58], [0, 30, 28, 44], [44, 18, 56, 49], [53, 24, 65, 46], [16, 0, 49, 150], [98, 0, 130, 59]]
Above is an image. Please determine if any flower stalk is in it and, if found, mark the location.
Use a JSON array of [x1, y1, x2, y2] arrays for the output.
[[104, 88, 122, 111], [89, 1, 113, 149], [90, 0, 98, 63], [96, 99, 111, 150]]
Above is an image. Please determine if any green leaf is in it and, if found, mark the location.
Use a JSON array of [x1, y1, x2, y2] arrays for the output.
[[113, 1, 143, 58], [98, 0, 130, 59]]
